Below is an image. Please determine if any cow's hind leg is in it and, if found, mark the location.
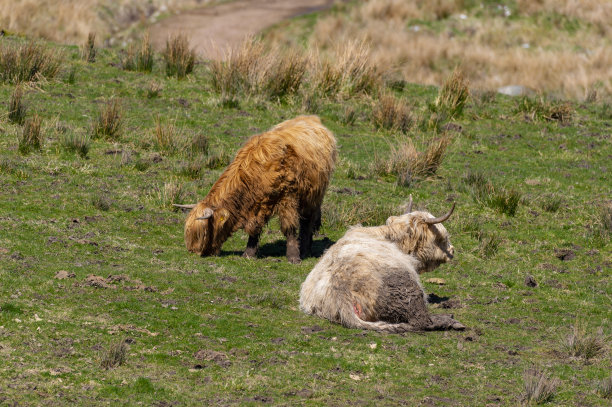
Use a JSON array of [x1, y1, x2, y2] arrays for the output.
[[278, 198, 300, 264], [299, 206, 320, 259]]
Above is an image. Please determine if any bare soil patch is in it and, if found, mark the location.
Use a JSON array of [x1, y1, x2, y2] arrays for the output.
[[149, 0, 336, 59]]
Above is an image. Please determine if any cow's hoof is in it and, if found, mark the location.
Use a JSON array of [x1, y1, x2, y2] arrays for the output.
[[287, 256, 301, 264], [242, 249, 257, 259]]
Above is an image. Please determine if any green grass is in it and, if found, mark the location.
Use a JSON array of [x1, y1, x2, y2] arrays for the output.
[[0, 33, 610, 406]]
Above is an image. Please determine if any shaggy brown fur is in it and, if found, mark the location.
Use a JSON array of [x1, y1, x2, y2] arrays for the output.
[[184, 115, 336, 263], [299, 204, 464, 333]]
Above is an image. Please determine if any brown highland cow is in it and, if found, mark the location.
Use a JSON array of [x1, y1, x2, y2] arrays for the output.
[[179, 115, 337, 263], [299, 197, 465, 333]]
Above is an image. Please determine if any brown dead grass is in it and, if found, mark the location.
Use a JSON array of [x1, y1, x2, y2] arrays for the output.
[[268, 0, 612, 98], [375, 133, 454, 185]]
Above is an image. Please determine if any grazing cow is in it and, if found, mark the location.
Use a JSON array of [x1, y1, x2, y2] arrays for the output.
[[178, 115, 337, 263], [299, 198, 465, 332]]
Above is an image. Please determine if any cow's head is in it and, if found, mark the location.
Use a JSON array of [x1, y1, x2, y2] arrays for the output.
[[386, 196, 455, 273], [184, 204, 231, 256]]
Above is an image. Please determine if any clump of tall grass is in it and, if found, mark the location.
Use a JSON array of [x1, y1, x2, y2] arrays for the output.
[[60, 132, 90, 158], [153, 117, 185, 154], [341, 105, 358, 126], [462, 171, 521, 216], [146, 81, 162, 98], [375, 133, 453, 186], [8, 85, 27, 125], [210, 38, 307, 102], [100, 338, 128, 369], [163, 34, 195, 79], [597, 376, 612, 399], [539, 193, 563, 213], [595, 202, 612, 239], [564, 323, 607, 361], [433, 68, 469, 119], [522, 368, 559, 405], [0, 41, 63, 83], [65, 65, 77, 84], [92, 99, 123, 140], [81, 32, 96, 63], [310, 40, 380, 99], [190, 133, 210, 155], [515, 96, 574, 123], [151, 179, 186, 211], [371, 93, 412, 133], [204, 149, 231, 169], [91, 194, 111, 211], [18, 115, 43, 154], [122, 32, 154, 72]]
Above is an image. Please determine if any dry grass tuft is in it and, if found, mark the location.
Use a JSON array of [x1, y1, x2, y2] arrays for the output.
[[372, 93, 413, 133], [310, 40, 380, 99], [81, 32, 96, 63], [146, 80, 163, 99], [564, 323, 607, 361], [515, 97, 574, 123], [18, 114, 43, 155], [92, 99, 123, 140], [100, 338, 128, 369], [163, 34, 196, 79], [8, 85, 27, 125], [61, 132, 90, 158], [523, 368, 559, 405], [122, 32, 154, 72], [434, 68, 469, 118], [375, 133, 453, 186], [210, 37, 307, 102], [152, 179, 186, 211], [597, 376, 612, 399], [0, 41, 63, 84]]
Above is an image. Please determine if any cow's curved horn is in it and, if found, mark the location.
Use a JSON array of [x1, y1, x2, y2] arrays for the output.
[[424, 203, 455, 224], [405, 194, 413, 213], [172, 204, 197, 209], [197, 207, 214, 220]]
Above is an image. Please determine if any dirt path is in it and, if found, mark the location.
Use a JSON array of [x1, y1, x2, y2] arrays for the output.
[[149, 0, 335, 60]]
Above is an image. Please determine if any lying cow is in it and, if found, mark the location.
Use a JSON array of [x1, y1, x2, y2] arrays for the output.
[[177, 115, 337, 263], [299, 198, 464, 332]]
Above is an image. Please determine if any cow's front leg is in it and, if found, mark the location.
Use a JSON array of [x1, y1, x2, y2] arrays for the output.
[[243, 234, 260, 259]]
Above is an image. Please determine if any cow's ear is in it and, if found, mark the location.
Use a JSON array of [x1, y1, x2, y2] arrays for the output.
[[216, 207, 230, 226]]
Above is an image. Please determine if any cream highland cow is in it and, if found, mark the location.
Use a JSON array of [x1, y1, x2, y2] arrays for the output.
[[300, 197, 465, 333]]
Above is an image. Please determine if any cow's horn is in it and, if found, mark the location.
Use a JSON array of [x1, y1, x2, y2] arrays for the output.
[[197, 207, 214, 220], [172, 204, 197, 209], [424, 203, 455, 224], [405, 194, 413, 213]]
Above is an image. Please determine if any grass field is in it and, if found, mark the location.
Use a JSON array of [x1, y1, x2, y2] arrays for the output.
[[0, 30, 610, 406]]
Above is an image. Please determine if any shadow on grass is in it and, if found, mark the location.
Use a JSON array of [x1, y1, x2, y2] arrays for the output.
[[218, 237, 335, 260], [427, 293, 450, 304]]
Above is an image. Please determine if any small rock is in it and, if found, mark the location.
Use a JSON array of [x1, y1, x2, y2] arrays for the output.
[[349, 374, 361, 381], [369, 343, 377, 350], [426, 278, 446, 285], [524, 274, 538, 287], [497, 85, 533, 97], [55, 270, 76, 279]]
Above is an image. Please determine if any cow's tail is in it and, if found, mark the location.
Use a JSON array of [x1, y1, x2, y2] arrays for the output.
[[337, 306, 424, 334]]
